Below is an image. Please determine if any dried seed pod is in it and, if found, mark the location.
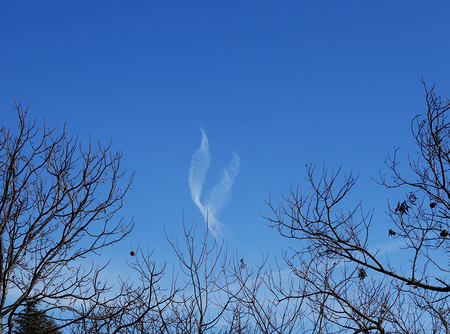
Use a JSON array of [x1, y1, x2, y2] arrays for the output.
[[130, 251, 135, 256], [358, 268, 367, 280], [408, 193, 417, 204], [395, 201, 410, 215]]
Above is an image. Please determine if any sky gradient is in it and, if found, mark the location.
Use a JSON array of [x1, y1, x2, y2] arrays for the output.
[[1, 1, 450, 273]]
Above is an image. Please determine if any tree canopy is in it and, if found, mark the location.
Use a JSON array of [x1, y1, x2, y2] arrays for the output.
[[3, 80, 450, 333]]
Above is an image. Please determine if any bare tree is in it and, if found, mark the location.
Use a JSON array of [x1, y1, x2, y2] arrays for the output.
[[0, 98, 141, 333], [162, 219, 237, 334], [67, 248, 180, 334], [12, 80, 450, 334], [81, 219, 263, 334], [231, 255, 307, 334], [264, 80, 450, 333]]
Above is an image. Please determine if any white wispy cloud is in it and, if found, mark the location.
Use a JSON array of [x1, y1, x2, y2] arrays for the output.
[[188, 128, 240, 238]]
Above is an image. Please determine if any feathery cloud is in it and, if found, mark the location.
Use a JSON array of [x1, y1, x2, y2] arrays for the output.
[[188, 128, 240, 238]]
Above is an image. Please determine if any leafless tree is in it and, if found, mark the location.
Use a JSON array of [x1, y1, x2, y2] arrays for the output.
[[231, 254, 307, 334], [66, 248, 180, 334], [0, 98, 159, 333], [11, 80, 450, 334], [161, 219, 238, 334], [264, 80, 450, 333]]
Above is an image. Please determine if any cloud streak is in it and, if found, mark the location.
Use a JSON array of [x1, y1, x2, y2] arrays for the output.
[[189, 128, 240, 238]]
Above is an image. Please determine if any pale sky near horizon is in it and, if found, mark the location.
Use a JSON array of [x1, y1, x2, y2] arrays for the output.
[[1, 1, 450, 277]]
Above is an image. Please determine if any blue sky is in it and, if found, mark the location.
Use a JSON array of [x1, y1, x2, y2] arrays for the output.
[[1, 1, 450, 274]]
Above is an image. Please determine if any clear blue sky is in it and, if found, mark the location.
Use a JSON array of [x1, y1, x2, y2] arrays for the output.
[[1, 1, 450, 273]]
